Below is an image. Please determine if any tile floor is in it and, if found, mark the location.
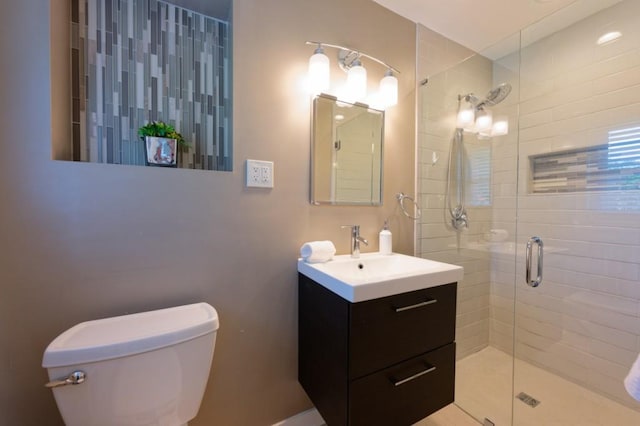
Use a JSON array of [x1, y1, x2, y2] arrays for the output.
[[415, 404, 479, 426], [454, 346, 640, 426], [308, 345, 640, 426]]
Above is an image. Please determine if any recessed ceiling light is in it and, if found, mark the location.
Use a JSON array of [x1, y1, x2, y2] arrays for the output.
[[597, 31, 622, 45]]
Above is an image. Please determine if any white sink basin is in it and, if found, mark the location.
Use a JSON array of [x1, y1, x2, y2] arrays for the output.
[[297, 252, 464, 302]]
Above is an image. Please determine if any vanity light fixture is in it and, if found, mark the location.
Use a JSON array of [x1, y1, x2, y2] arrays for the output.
[[380, 69, 398, 107], [308, 44, 330, 95], [346, 58, 367, 102], [306, 41, 399, 109]]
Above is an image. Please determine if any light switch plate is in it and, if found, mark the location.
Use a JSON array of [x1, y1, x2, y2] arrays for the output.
[[246, 159, 274, 188]]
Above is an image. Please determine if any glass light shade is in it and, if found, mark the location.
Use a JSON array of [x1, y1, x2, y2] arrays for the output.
[[308, 50, 330, 95], [346, 63, 367, 102], [365, 93, 385, 111], [492, 118, 509, 136], [475, 109, 493, 133], [456, 108, 475, 130], [379, 71, 398, 108]]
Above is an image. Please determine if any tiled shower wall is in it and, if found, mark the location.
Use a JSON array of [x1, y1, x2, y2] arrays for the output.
[[497, 0, 640, 409], [417, 25, 496, 360], [71, 0, 231, 170]]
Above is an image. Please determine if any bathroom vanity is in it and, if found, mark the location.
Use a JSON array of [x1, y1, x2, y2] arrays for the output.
[[298, 253, 461, 426]]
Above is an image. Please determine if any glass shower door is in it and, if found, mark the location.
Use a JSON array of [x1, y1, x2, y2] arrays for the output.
[[512, 1, 640, 424], [416, 25, 521, 424]]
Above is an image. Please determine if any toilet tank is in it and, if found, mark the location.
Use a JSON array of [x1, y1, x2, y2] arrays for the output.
[[43, 303, 219, 426]]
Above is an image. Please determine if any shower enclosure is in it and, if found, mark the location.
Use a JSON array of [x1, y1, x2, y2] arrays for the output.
[[417, 0, 640, 424]]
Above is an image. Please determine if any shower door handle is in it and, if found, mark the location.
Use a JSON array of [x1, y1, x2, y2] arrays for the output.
[[525, 237, 543, 287]]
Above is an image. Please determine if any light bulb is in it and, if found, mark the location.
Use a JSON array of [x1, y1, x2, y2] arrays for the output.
[[346, 59, 367, 102], [366, 93, 385, 111], [308, 46, 330, 95], [456, 108, 475, 130], [492, 118, 509, 136], [379, 70, 398, 108], [475, 109, 493, 133]]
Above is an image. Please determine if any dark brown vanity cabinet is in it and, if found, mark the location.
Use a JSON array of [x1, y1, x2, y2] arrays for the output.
[[298, 274, 457, 426]]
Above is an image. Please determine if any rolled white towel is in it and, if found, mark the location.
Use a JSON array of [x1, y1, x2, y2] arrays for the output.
[[300, 240, 336, 263], [624, 353, 640, 401]]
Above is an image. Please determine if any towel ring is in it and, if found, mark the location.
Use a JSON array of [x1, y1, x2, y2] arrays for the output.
[[396, 192, 421, 220]]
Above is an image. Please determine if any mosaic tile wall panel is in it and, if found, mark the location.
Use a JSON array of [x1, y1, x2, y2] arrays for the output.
[[71, 0, 232, 170]]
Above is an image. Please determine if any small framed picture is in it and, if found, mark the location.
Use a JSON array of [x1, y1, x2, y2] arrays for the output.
[[144, 136, 177, 167]]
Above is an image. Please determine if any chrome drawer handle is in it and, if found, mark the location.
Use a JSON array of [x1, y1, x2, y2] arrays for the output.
[[392, 365, 436, 387], [394, 299, 437, 312], [45, 370, 86, 388]]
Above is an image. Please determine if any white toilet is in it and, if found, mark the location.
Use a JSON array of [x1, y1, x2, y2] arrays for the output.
[[42, 302, 219, 426]]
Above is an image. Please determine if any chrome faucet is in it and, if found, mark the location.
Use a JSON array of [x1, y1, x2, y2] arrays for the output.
[[341, 225, 369, 258]]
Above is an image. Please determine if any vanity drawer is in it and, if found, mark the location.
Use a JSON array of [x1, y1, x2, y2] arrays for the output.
[[349, 343, 455, 426], [349, 283, 456, 379]]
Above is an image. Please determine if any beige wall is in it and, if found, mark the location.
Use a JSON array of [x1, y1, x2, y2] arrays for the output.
[[0, 1, 415, 425], [312, 98, 333, 202]]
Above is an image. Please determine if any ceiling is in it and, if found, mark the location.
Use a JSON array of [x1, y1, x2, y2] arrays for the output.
[[372, 0, 622, 56]]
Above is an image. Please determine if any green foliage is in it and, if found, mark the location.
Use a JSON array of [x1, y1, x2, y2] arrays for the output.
[[138, 121, 189, 148]]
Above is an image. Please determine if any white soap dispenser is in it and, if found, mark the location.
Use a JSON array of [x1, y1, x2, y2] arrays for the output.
[[379, 219, 392, 255]]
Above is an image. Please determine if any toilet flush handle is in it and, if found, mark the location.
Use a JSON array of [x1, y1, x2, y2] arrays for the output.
[[45, 370, 86, 388]]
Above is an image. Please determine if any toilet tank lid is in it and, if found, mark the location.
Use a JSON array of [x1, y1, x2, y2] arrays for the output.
[[42, 303, 219, 368]]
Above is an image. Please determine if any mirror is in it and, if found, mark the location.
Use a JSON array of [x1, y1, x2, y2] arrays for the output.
[[66, 0, 232, 171], [311, 95, 384, 205]]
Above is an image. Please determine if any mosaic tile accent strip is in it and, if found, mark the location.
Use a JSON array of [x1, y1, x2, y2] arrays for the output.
[[530, 132, 640, 194], [71, 0, 232, 170]]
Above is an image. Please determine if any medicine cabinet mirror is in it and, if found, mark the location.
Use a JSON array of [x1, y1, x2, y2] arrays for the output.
[[63, 0, 232, 171], [311, 94, 384, 205]]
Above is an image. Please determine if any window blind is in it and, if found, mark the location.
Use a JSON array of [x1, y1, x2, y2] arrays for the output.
[[466, 144, 491, 206]]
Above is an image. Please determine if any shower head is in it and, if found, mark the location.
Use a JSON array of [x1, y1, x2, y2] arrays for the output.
[[477, 83, 512, 108]]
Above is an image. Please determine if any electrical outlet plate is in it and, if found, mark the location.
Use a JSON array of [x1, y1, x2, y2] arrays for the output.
[[246, 159, 274, 188]]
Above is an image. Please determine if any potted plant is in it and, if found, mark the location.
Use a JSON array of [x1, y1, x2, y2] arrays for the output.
[[138, 121, 188, 167]]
